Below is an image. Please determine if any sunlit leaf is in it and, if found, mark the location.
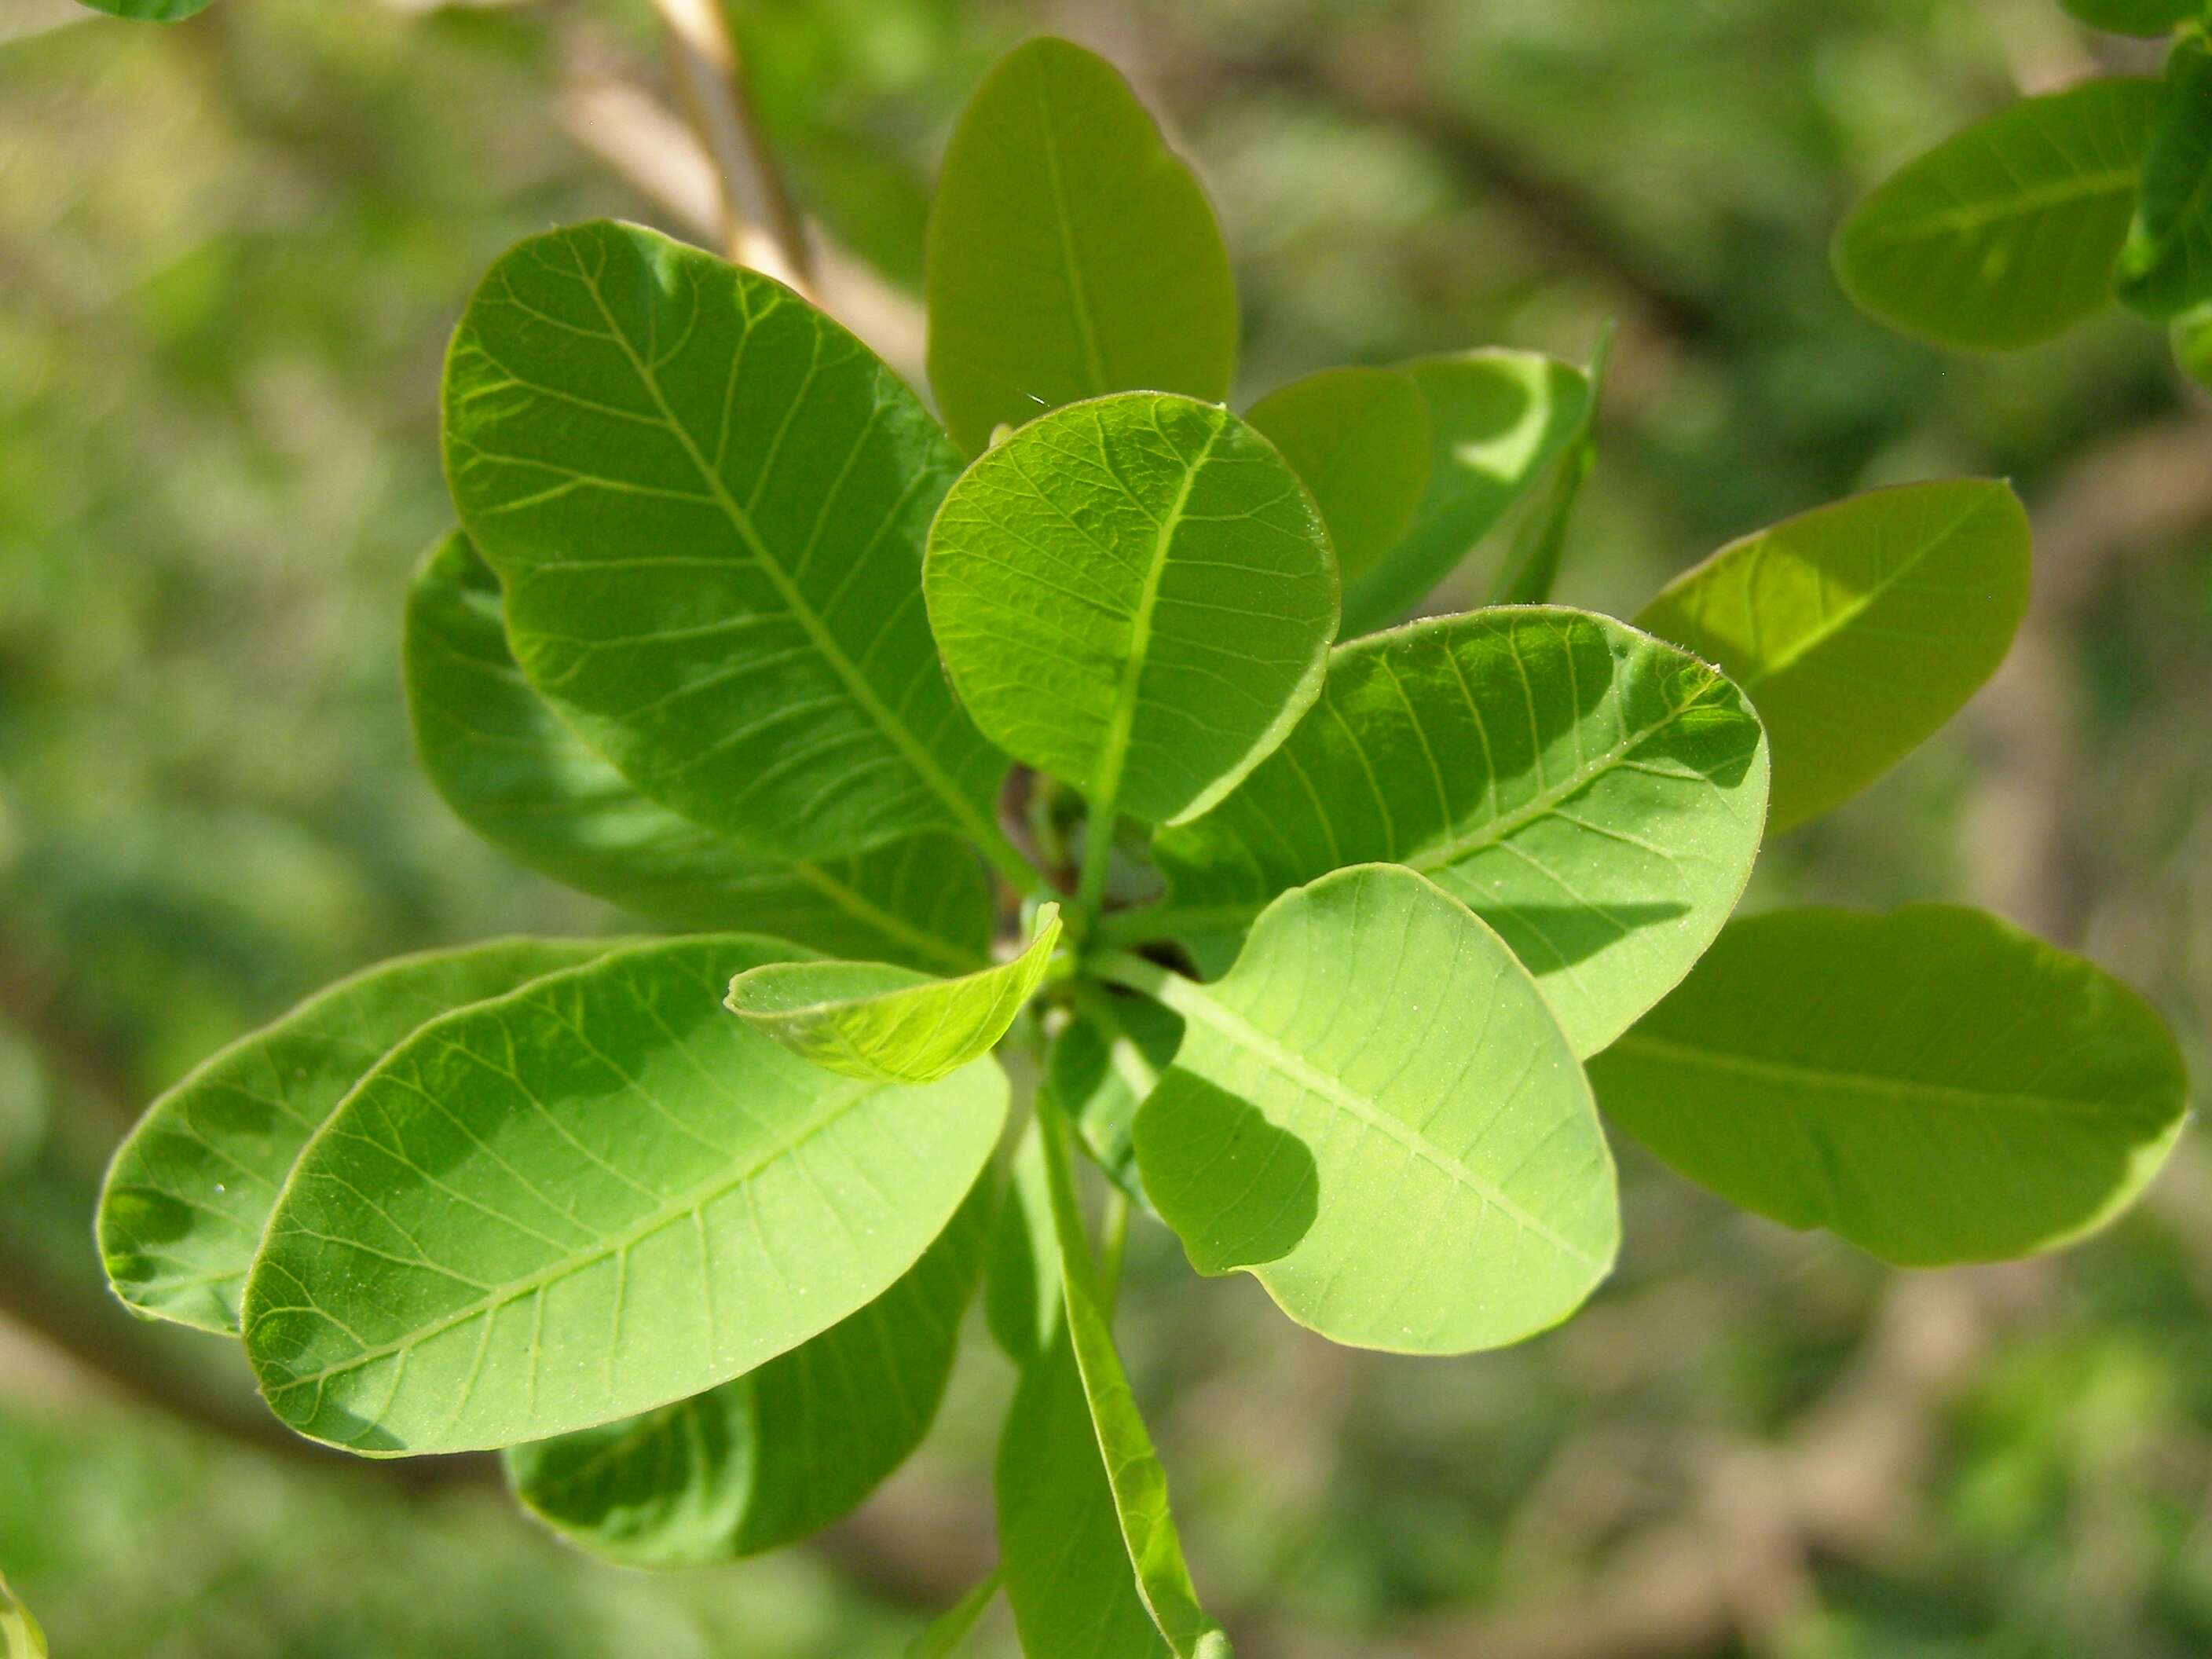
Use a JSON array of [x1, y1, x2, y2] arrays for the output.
[[726, 905, 1063, 1082], [99, 937, 618, 1335], [2061, 0, 2199, 35], [1108, 865, 1617, 1353], [443, 221, 1009, 866], [925, 393, 1338, 830], [1133, 607, 1769, 1058], [241, 935, 1009, 1455], [925, 36, 1237, 456], [1339, 350, 1590, 636], [1044, 991, 1183, 1208], [1635, 478, 2028, 832], [1247, 367, 1430, 591], [504, 1178, 991, 1566], [405, 532, 994, 972], [1591, 906, 2192, 1265], [1833, 79, 2163, 350], [2116, 37, 2212, 320], [0, 1569, 46, 1659]]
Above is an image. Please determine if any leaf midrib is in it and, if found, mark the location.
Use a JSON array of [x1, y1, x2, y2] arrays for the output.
[[1034, 58, 1110, 394], [1864, 163, 2141, 245]]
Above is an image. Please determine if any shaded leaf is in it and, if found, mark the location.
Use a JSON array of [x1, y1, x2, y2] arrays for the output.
[[1833, 79, 2163, 350], [925, 393, 1339, 828], [725, 905, 1063, 1082], [1635, 478, 2029, 832], [405, 531, 994, 972], [1488, 325, 1610, 607], [1339, 350, 1590, 636], [1246, 367, 1430, 589], [1591, 906, 2192, 1265], [924, 36, 1237, 456], [2117, 37, 2212, 319], [1133, 607, 1770, 1058], [983, 1128, 1059, 1366], [2174, 298, 2212, 383], [443, 221, 1010, 867], [1045, 991, 1184, 1208], [504, 1178, 991, 1566], [241, 935, 1009, 1454], [2061, 0, 2200, 35], [1109, 865, 1617, 1354], [99, 937, 618, 1335]]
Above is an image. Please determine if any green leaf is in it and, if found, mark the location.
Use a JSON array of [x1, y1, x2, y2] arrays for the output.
[[1635, 478, 2029, 833], [1045, 991, 1184, 1209], [998, 1095, 1228, 1659], [1488, 326, 1610, 607], [0, 1569, 47, 1659], [907, 1570, 1003, 1659], [984, 1128, 1059, 1366], [1132, 606, 1770, 1059], [2117, 38, 2212, 319], [405, 532, 994, 973], [925, 393, 1339, 833], [75, 0, 212, 18], [1833, 79, 2163, 350], [725, 904, 1064, 1082], [98, 937, 618, 1336], [1246, 367, 1431, 591], [924, 36, 1238, 456], [1106, 865, 1618, 1354], [1339, 350, 1591, 637], [240, 935, 1009, 1455], [2173, 298, 2212, 383], [504, 1177, 991, 1566], [442, 220, 1013, 870], [2062, 0, 2200, 35], [1590, 906, 2192, 1266]]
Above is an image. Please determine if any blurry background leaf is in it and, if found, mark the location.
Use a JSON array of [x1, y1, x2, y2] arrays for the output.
[[2116, 37, 2212, 321], [2060, 0, 2202, 35]]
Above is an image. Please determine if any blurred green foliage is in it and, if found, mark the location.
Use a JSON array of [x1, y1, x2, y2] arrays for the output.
[[2, 0, 2208, 1654]]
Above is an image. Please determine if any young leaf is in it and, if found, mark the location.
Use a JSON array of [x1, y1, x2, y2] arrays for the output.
[[1488, 326, 1611, 607], [1133, 607, 1770, 1059], [240, 935, 1009, 1455], [442, 221, 1014, 872], [2116, 37, 2212, 320], [924, 36, 1238, 456], [725, 904, 1064, 1082], [2062, 0, 2200, 35], [1046, 991, 1184, 1209], [98, 937, 619, 1336], [1833, 79, 2163, 350], [504, 1178, 991, 1566], [1246, 367, 1431, 590], [1635, 478, 2030, 832], [1339, 350, 1591, 636], [405, 532, 994, 973], [1105, 865, 1618, 1354], [1590, 906, 2192, 1266], [925, 393, 1339, 835], [907, 1570, 1003, 1659]]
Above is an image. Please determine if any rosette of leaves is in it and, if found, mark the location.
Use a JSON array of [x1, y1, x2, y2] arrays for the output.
[[91, 35, 2188, 1658]]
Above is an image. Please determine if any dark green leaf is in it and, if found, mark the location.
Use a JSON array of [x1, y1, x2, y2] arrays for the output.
[[2174, 298, 2212, 383], [1246, 367, 1430, 590], [924, 37, 1237, 456], [2062, 0, 2200, 35], [2117, 38, 2212, 319], [983, 1129, 1059, 1367], [75, 0, 212, 18], [1045, 991, 1184, 1209]]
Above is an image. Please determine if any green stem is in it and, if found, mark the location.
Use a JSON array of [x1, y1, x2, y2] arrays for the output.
[[1090, 949, 1181, 1005], [1095, 901, 1253, 950], [1074, 810, 1119, 920]]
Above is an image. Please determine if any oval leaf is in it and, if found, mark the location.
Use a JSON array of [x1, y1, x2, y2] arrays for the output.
[[405, 530, 994, 973], [1135, 606, 1771, 1059], [1339, 350, 1590, 636], [2116, 38, 2212, 320], [1635, 478, 2030, 832], [726, 904, 1064, 1082], [1246, 367, 1431, 589], [504, 1178, 991, 1566], [98, 937, 619, 1335], [443, 220, 1007, 865], [1108, 865, 1618, 1354], [926, 393, 1338, 831], [1833, 79, 2163, 350], [925, 36, 1238, 456], [1590, 906, 2191, 1265], [240, 935, 1009, 1455]]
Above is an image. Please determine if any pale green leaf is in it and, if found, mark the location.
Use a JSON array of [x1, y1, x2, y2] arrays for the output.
[[1488, 325, 1610, 607], [1129, 606, 1770, 1059], [1045, 991, 1184, 1209], [924, 36, 1237, 456], [405, 531, 994, 973], [907, 1570, 1003, 1659], [240, 935, 1009, 1455], [1635, 478, 2029, 832], [2117, 38, 2212, 319], [504, 1178, 991, 1566], [98, 937, 619, 1335], [925, 393, 1339, 830], [1339, 350, 1590, 636], [1833, 79, 2163, 350], [0, 1570, 46, 1659], [442, 221, 1010, 868], [1591, 906, 2192, 1265], [2062, 0, 2199, 35], [1107, 865, 1617, 1354], [725, 905, 1064, 1082], [1246, 367, 1431, 589]]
